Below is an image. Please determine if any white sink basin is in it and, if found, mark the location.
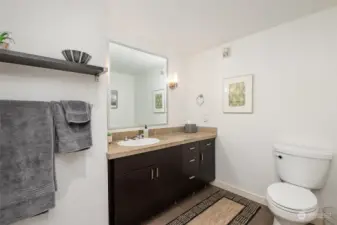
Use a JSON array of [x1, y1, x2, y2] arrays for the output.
[[117, 138, 160, 147]]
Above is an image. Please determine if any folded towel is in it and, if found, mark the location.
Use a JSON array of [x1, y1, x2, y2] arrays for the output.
[[0, 100, 56, 225], [61, 100, 91, 123], [52, 101, 92, 153]]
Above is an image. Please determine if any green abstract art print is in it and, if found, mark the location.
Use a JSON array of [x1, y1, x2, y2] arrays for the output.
[[223, 75, 253, 113], [229, 82, 246, 107], [153, 89, 165, 113], [155, 93, 163, 109]]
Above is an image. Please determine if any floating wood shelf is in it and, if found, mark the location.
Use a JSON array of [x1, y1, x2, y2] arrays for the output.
[[0, 49, 107, 80]]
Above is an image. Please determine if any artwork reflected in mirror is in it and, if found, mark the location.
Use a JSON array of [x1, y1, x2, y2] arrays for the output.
[[153, 89, 165, 113], [108, 42, 168, 129], [110, 90, 118, 109]]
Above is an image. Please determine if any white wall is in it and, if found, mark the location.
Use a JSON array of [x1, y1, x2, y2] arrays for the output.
[[135, 69, 167, 126], [185, 7, 337, 209], [109, 72, 136, 128], [0, 1, 109, 225], [0, 1, 187, 225]]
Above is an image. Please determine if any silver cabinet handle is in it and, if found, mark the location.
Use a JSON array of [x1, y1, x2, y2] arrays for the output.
[[156, 168, 159, 178], [151, 169, 154, 180], [200, 153, 204, 161], [189, 176, 196, 180], [189, 147, 196, 150], [189, 159, 196, 163], [206, 143, 212, 146]]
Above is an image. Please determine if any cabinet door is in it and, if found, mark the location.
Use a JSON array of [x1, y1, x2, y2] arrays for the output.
[[198, 139, 215, 183], [154, 146, 182, 209], [114, 166, 156, 225]]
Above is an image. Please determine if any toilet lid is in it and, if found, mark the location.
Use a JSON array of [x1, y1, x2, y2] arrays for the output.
[[267, 183, 317, 211]]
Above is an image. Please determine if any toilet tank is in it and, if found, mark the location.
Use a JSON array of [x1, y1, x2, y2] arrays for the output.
[[274, 144, 333, 189]]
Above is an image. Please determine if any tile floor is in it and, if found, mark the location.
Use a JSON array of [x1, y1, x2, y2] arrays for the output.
[[143, 186, 274, 225]]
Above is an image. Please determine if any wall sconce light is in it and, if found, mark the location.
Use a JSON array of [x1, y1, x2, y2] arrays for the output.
[[168, 72, 178, 90]]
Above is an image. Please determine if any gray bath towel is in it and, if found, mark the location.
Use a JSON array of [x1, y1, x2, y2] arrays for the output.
[[0, 100, 56, 225], [61, 100, 91, 123], [52, 101, 92, 153]]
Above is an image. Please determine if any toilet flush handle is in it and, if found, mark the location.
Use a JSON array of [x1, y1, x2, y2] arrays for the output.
[[276, 154, 283, 159]]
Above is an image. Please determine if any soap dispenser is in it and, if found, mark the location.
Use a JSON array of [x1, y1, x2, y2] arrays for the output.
[[144, 125, 149, 138]]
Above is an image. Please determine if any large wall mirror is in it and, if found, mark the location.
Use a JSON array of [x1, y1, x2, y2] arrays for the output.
[[108, 42, 168, 129]]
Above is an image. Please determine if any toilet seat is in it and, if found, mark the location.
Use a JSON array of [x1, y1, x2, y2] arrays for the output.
[[267, 183, 318, 213], [267, 195, 317, 214]]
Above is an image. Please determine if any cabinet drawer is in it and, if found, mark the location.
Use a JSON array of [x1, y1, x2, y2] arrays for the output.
[[199, 139, 215, 150], [182, 157, 199, 175], [114, 152, 156, 177], [182, 142, 199, 159], [183, 142, 199, 152]]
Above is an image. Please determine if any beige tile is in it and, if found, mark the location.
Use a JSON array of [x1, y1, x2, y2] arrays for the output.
[[198, 127, 217, 133], [111, 130, 140, 141], [195, 186, 220, 200], [151, 127, 182, 135], [171, 127, 185, 133], [152, 127, 170, 135], [178, 194, 204, 212], [157, 206, 185, 224], [248, 205, 273, 225], [188, 198, 244, 225], [177, 187, 219, 211], [149, 129, 156, 136], [144, 205, 185, 225]]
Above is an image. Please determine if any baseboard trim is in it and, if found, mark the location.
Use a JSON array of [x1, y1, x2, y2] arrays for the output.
[[211, 180, 267, 205]]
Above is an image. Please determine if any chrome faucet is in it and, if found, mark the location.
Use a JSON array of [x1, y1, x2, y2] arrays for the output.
[[124, 130, 144, 141]]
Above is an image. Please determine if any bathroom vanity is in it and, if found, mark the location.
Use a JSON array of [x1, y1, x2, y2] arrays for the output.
[[107, 42, 216, 225], [107, 136, 216, 225]]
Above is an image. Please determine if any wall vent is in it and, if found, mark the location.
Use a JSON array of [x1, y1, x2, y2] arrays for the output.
[[223, 47, 231, 58]]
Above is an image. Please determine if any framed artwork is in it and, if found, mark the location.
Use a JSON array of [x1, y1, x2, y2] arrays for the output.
[[153, 89, 166, 113], [223, 75, 253, 113], [110, 90, 118, 109]]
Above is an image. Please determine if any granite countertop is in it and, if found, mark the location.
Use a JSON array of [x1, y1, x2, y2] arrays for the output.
[[107, 131, 217, 160]]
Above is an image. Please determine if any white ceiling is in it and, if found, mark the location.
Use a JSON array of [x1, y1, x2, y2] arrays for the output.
[[108, 0, 337, 56], [109, 42, 167, 75]]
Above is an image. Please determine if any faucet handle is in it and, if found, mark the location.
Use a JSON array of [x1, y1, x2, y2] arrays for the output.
[[138, 130, 144, 139]]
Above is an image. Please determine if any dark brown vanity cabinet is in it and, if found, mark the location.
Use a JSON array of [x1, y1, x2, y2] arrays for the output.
[[198, 139, 216, 183], [108, 139, 215, 225], [114, 166, 156, 225], [181, 139, 216, 195]]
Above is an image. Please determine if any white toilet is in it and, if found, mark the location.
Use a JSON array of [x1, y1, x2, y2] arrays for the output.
[[267, 144, 333, 225]]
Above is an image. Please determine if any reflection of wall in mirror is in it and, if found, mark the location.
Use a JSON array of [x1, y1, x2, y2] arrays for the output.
[[135, 69, 167, 125], [109, 72, 136, 128]]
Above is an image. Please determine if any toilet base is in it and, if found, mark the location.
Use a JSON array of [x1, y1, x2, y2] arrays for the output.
[[273, 217, 307, 225]]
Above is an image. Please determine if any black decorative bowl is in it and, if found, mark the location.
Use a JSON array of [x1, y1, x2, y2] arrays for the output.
[[62, 50, 92, 65]]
